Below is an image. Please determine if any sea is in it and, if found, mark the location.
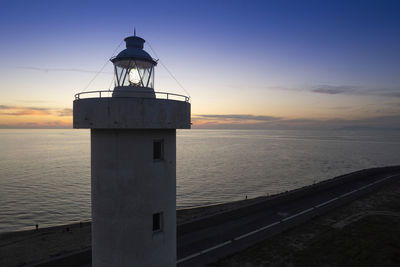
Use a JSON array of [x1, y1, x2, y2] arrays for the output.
[[1, 129, 400, 233]]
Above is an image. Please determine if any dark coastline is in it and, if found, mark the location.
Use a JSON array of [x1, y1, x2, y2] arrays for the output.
[[1, 165, 399, 267], [208, 167, 400, 267]]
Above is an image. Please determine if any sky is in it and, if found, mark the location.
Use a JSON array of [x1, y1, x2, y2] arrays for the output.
[[0, 0, 399, 130]]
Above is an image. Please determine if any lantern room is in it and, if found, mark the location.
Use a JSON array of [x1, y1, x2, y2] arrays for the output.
[[111, 32, 157, 97]]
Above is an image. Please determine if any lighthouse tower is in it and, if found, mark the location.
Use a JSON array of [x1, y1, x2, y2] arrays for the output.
[[73, 32, 190, 267]]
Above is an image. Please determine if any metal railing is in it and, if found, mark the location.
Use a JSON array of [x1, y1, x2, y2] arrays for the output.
[[74, 90, 190, 103]]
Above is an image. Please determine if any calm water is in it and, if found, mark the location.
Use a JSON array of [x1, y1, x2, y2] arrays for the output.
[[1, 129, 400, 233]]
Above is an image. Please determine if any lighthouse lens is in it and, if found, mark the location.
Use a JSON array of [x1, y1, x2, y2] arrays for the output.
[[114, 65, 154, 88], [127, 66, 154, 88], [129, 68, 141, 86]]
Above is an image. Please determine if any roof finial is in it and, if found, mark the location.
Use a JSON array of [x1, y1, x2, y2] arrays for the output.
[[134, 27, 136, 36]]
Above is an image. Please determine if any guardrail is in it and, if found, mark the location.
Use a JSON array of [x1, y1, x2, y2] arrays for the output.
[[74, 90, 190, 103]]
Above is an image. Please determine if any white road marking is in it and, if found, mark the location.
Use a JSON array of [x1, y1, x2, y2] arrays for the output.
[[234, 221, 280, 241], [339, 188, 359, 198], [177, 174, 399, 264], [258, 221, 281, 232], [177, 241, 232, 264], [200, 240, 232, 254], [233, 228, 262, 241], [282, 207, 314, 221], [340, 174, 397, 197], [315, 197, 339, 208], [176, 252, 201, 264], [359, 183, 373, 190]]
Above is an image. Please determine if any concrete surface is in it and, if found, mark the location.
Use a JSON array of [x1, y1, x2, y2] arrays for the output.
[[90, 129, 177, 267], [73, 97, 191, 129]]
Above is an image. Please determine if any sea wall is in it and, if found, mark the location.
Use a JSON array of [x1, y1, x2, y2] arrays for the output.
[[177, 165, 400, 235]]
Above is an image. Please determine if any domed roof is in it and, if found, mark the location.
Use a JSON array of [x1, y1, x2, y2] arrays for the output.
[[111, 35, 157, 68]]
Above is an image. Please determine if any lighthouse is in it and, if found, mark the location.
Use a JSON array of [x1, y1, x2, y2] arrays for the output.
[[73, 32, 191, 266]]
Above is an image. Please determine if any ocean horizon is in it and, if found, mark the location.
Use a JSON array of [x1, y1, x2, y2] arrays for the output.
[[1, 128, 400, 233]]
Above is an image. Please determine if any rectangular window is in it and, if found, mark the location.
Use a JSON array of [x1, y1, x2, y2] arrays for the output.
[[153, 139, 164, 160], [152, 212, 163, 232]]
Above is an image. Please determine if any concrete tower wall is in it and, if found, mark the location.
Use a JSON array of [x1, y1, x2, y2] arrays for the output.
[[73, 98, 190, 129], [91, 129, 177, 267], [74, 32, 190, 267]]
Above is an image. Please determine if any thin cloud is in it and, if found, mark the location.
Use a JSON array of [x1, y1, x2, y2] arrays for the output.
[[386, 101, 400, 107], [56, 108, 73, 117], [263, 84, 400, 98], [0, 105, 72, 117], [0, 105, 72, 128], [0, 105, 49, 111], [312, 85, 357, 95], [14, 66, 112, 74], [0, 121, 71, 129], [311, 85, 400, 98], [378, 91, 400, 98], [196, 114, 281, 122], [264, 86, 296, 91], [192, 113, 400, 130], [329, 106, 354, 110]]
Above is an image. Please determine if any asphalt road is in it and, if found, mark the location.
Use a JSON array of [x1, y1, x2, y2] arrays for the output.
[[176, 168, 400, 267], [35, 166, 400, 267]]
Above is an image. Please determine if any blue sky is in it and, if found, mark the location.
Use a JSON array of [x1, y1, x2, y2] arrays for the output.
[[0, 0, 399, 129]]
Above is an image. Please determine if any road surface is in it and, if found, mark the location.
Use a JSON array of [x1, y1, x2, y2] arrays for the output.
[[177, 167, 400, 266]]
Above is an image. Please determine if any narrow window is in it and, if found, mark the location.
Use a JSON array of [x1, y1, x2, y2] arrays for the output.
[[152, 212, 163, 232], [153, 139, 164, 160]]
